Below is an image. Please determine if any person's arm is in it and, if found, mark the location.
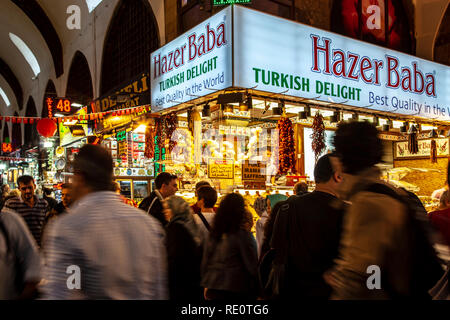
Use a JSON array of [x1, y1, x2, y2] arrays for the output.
[[3, 210, 42, 299]]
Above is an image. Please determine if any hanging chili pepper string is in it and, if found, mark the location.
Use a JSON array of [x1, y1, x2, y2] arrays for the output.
[[311, 112, 326, 163]]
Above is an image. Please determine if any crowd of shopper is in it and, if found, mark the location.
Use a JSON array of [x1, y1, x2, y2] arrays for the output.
[[0, 121, 449, 300]]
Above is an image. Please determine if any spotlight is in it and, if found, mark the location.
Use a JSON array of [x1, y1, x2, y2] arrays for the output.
[[272, 106, 283, 116], [429, 129, 438, 138], [382, 119, 392, 132], [331, 111, 340, 123], [400, 122, 408, 133], [408, 124, 418, 134], [202, 104, 211, 117], [374, 116, 380, 127], [246, 95, 253, 110]]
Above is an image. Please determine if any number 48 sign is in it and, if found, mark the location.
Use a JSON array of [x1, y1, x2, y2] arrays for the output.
[[55, 99, 72, 113]]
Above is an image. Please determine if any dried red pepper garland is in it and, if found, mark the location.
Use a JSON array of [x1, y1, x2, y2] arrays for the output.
[[431, 139, 437, 163], [311, 112, 326, 162], [277, 117, 296, 174]]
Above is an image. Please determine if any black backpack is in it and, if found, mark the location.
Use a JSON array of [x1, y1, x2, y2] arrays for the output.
[[364, 184, 444, 298]]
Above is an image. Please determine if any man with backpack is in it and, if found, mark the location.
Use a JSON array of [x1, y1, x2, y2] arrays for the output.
[[261, 153, 346, 299], [0, 208, 42, 299], [325, 121, 443, 299]]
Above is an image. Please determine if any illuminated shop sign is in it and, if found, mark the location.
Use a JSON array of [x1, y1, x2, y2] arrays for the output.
[[151, 6, 450, 120], [213, 0, 251, 6], [233, 6, 450, 121], [150, 6, 232, 110]]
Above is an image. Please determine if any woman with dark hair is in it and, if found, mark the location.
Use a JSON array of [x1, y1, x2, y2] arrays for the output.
[[201, 193, 258, 300], [164, 196, 203, 300]]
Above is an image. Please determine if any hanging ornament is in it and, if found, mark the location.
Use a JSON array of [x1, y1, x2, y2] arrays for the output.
[[431, 139, 438, 163], [36, 118, 57, 138], [311, 112, 326, 163], [277, 116, 296, 174], [407, 125, 419, 154]]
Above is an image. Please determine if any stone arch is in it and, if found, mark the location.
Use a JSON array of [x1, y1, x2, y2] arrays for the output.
[[12, 112, 22, 150], [24, 96, 38, 149], [66, 51, 94, 106], [100, 0, 160, 95], [434, 3, 450, 65]]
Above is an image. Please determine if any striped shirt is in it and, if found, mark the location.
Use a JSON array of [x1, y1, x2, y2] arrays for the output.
[[5, 196, 48, 247], [41, 191, 168, 300]]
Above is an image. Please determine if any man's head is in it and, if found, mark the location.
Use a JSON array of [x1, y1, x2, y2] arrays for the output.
[[333, 121, 383, 175], [155, 172, 178, 198], [61, 183, 73, 208], [314, 153, 343, 191], [72, 144, 114, 202], [195, 181, 211, 197], [17, 175, 36, 202], [294, 182, 308, 195], [197, 186, 217, 210]]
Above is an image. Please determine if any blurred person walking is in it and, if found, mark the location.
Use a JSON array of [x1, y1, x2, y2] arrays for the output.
[[325, 121, 443, 299], [42, 145, 168, 299], [201, 193, 258, 300], [5, 176, 48, 247], [0, 207, 42, 299], [139, 172, 178, 227], [164, 196, 203, 300]]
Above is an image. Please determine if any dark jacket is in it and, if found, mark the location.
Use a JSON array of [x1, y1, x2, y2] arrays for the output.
[[271, 191, 346, 299], [166, 222, 203, 300], [201, 229, 258, 296], [139, 191, 168, 227]]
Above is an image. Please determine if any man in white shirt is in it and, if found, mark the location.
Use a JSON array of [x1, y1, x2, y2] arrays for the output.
[[42, 144, 168, 299]]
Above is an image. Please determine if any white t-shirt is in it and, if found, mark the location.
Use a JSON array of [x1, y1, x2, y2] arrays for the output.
[[194, 211, 216, 241]]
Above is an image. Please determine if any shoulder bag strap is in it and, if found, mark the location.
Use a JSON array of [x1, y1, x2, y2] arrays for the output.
[[197, 212, 211, 231]]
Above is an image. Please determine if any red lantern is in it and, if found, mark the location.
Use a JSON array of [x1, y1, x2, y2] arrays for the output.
[[5, 117, 10, 122], [29, 119, 34, 124], [126, 109, 130, 115], [36, 118, 57, 138], [23, 118, 28, 124], [17, 118, 22, 123], [12, 118, 17, 124]]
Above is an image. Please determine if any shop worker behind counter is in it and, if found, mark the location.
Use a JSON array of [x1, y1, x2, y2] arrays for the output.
[[42, 144, 168, 299], [139, 172, 178, 227]]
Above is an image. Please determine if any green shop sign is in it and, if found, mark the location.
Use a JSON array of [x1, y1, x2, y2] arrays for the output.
[[213, 0, 251, 6]]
